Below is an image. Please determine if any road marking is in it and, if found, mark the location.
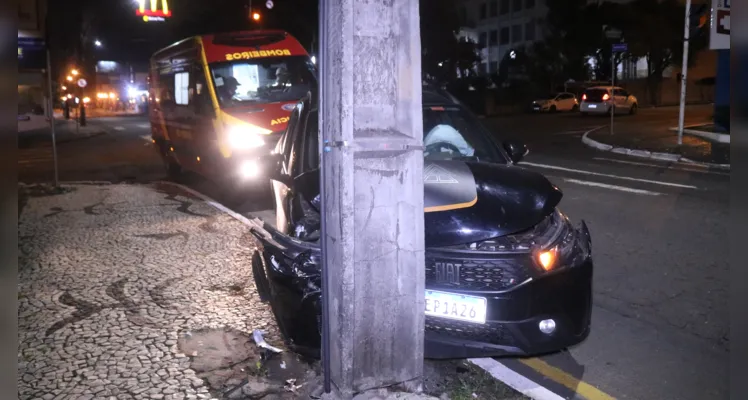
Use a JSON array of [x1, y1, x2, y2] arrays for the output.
[[519, 358, 617, 400], [554, 127, 603, 135], [519, 161, 699, 189], [468, 358, 564, 400], [140, 135, 153, 145], [592, 157, 730, 176], [136, 123, 150, 129], [114, 126, 125, 131], [563, 178, 663, 196]]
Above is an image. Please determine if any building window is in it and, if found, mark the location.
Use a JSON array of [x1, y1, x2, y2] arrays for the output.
[[499, 27, 510, 45], [525, 21, 536, 41], [512, 0, 522, 13], [479, 3, 487, 19], [489, 1, 498, 17], [512, 24, 522, 43], [479, 32, 488, 48], [500, 0, 509, 15], [526, 0, 535, 9], [489, 30, 498, 46], [175, 72, 189, 105]]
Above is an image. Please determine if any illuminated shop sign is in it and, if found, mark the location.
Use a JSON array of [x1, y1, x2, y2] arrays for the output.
[[136, 0, 171, 22]]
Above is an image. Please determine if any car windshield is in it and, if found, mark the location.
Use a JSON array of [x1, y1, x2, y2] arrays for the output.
[[423, 106, 508, 164], [209, 55, 315, 107], [304, 106, 508, 169], [546, 93, 560, 99]]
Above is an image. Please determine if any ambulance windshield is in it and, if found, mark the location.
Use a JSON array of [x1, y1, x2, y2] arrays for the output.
[[210, 56, 316, 108]]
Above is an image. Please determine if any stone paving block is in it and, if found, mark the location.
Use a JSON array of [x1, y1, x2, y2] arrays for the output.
[[18, 183, 281, 399]]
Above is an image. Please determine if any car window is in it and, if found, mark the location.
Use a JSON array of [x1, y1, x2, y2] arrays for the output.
[[303, 106, 508, 169], [619, 89, 629, 97], [423, 107, 507, 164]]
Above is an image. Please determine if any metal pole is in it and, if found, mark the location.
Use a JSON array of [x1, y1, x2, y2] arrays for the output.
[[610, 51, 615, 135], [317, 0, 331, 393], [677, 0, 692, 145], [46, 48, 59, 186]]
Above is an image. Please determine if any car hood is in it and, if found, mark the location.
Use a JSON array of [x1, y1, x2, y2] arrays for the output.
[[423, 160, 562, 247], [299, 160, 562, 248]]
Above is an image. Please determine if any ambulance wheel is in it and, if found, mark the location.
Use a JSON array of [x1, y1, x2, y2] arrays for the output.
[[163, 156, 184, 181]]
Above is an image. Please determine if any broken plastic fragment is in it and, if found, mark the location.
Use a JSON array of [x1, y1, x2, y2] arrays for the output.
[[280, 361, 287, 369], [252, 330, 283, 353], [284, 378, 302, 393]]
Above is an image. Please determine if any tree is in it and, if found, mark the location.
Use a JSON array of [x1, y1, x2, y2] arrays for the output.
[[623, 0, 707, 105]]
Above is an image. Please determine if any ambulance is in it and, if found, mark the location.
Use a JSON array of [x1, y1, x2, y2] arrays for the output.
[[148, 30, 316, 184]]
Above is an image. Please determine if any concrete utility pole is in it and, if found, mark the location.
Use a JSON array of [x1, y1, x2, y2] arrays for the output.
[[677, 0, 692, 145], [318, 0, 425, 396]]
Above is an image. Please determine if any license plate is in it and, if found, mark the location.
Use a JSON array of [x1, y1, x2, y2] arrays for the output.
[[588, 104, 597, 109], [425, 290, 487, 324]]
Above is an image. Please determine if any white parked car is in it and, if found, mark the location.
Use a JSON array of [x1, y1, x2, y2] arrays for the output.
[[531, 92, 579, 113], [580, 86, 638, 116]]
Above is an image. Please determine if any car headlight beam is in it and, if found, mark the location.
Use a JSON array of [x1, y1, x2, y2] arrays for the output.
[[227, 126, 265, 150]]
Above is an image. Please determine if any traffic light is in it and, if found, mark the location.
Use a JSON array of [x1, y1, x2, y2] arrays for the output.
[[689, 4, 709, 38]]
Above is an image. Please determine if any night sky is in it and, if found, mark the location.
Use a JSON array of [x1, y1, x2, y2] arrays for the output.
[[47, 0, 318, 73]]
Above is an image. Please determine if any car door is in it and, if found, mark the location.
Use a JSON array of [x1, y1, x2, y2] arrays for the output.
[[612, 88, 627, 112], [273, 101, 305, 233], [560, 93, 575, 111], [617, 88, 632, 110]]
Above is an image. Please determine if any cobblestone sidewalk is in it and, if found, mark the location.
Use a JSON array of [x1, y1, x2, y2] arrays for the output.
[[18, 183, 282, 400]]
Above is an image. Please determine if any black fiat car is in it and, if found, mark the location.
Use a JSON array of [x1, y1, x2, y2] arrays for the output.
[[249, 86, 593, 359]]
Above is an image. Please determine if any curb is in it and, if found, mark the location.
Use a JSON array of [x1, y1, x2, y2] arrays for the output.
[[55, 130, 107, 144], [581, 129, 730, 169], [667, 126, 730, 144]]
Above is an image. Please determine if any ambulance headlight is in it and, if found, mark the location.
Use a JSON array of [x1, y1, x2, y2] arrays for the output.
[[227, 126, 265, 150]]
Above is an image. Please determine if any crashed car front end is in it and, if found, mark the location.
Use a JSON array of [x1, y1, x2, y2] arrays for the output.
[[250, 207, 593, 359]]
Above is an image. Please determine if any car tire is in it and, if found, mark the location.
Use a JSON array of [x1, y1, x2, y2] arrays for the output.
[[572, 104, 579, 112], [629, 103, 638, 115], [161, 148, 184, 182], [252, 251, 294, 345], [549, 105, 557, 113]]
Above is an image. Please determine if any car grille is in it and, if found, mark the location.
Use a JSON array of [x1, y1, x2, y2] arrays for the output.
[[425, 316, 516, 346], [424, 257, 533, 291]]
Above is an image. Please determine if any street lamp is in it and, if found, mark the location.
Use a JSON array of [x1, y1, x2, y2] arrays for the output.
[[71, 69, 79, 76], [252, 11, 261, 20], [61, 85, 67, 90], [66, 76, 73, 82], [94, 39, 102, 47]]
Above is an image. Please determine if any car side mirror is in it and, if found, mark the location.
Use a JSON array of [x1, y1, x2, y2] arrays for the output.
[[503, 140, 528, 163]]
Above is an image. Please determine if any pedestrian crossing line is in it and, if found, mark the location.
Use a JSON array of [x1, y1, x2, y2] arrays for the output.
[[519, 161, 699, 190], [563, 178, 663, 196], [592, 157, 729, 176], [519, 358, 617, 400], [136, 123, 151, 129], [114, 126, 125, 131]]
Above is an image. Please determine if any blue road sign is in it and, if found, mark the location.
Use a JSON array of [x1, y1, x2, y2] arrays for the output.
[[612, 43, 628, 52]]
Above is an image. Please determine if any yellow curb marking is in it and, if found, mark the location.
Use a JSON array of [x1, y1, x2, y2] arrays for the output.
[[519, 358, 617, 400]]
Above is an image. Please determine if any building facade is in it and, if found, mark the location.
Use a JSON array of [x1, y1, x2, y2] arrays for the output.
[[18, 0, 48, 116], [460, 0, 548, 75], [459, 0, 716, 82]]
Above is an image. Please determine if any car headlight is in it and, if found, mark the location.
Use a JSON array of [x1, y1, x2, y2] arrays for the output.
[[532, 209, 591, 272], [227, 125, 265, 150]]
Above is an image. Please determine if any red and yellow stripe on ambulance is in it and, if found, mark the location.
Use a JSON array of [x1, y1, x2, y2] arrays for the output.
[[225, 49, 292, 60]]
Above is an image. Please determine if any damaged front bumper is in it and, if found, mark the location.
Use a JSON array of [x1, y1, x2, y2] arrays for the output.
[[249, 217, 593, 359]]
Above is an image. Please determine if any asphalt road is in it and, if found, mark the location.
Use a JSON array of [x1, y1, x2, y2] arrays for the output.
[[18, 108, 729, 400]]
